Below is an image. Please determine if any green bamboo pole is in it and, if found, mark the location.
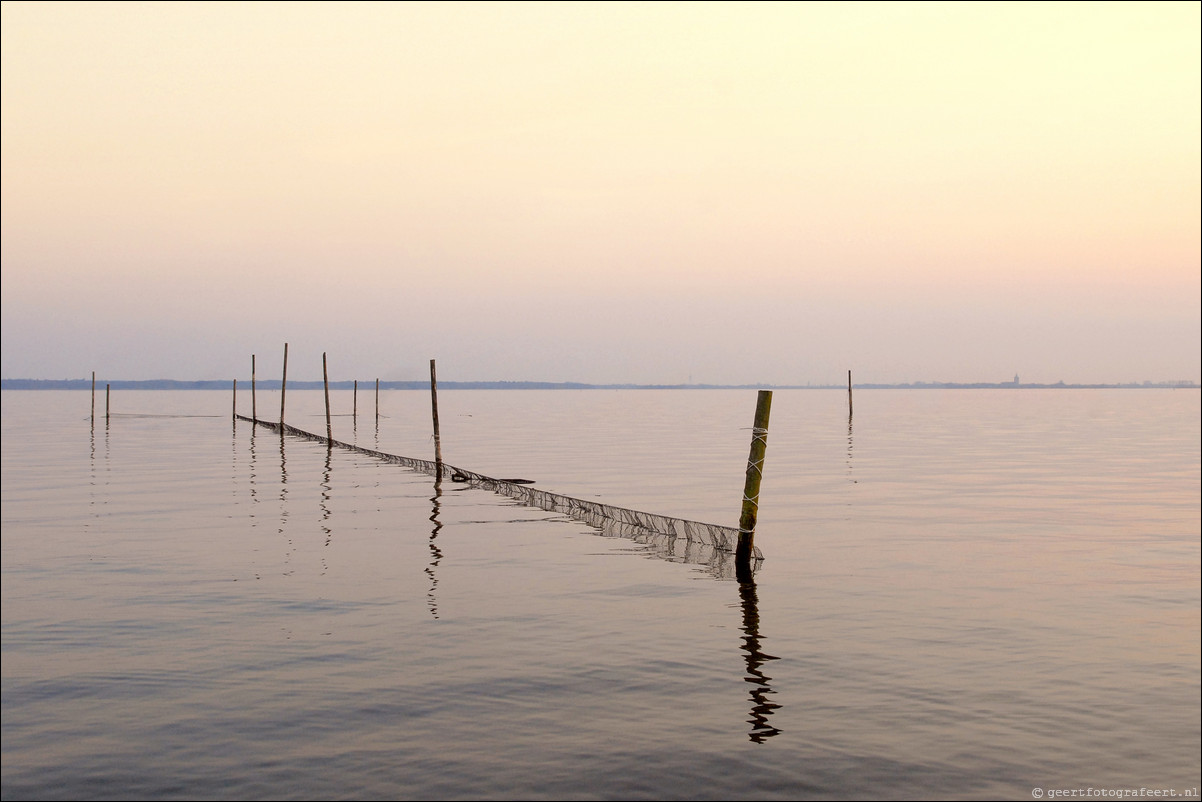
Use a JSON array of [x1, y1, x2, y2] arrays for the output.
[[736, 390, 773, 565]]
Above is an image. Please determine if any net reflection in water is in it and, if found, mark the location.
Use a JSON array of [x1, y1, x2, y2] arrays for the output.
[[238, 415, 763, 576]]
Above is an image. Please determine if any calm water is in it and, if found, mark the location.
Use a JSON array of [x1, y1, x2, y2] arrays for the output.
[[2, 389, 1199, 800]]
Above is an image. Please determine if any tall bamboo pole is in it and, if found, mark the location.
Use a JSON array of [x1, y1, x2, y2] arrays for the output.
[[736, 390, 773, 565], [323, 352, 332, 444], [430, 359, 443, 468], [280, 343, 289, 426]]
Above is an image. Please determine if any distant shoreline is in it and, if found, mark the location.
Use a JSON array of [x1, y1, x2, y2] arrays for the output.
[[2, 379, 1197, 391]]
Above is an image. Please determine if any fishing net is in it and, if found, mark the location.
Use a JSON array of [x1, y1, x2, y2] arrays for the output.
[[239, 415, 763, 565]]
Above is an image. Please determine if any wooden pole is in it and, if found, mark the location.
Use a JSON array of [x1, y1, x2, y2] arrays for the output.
[[736, 390, 773, 565], [106, 383, 111, 422], [91, 371, 96, 422], [323, 352, 332, 444], [251, 354, 257, 423], [848, 370, 853, 417], [375, 378, 380, 423], [280, 343, 288, 426], [430, 359, 443, 468], [232, 379, 237, 420], [353, 380, 358, 421]]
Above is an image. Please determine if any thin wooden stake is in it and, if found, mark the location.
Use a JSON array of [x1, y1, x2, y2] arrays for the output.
[[106, 383, 111, 422], [91, 371, 96, 422], [251, 354, 257, 423], [232, 379, 237, 420], [375, 378, 380, 423], [848, 369, 853, 417], [353, 380, 358, 421], [736, 390, 773, 565], [280, 343, 289, 426], [430, 359, 443, 468], [323, 352, 332, 444]]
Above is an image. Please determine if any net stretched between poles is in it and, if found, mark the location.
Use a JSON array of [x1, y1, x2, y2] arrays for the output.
[[239, 415, 761, 560]]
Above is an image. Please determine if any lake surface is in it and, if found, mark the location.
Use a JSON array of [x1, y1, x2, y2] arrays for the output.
[[2, 388, 1199, 800]]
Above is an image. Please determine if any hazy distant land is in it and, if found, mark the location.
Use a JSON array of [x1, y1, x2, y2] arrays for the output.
[[3, 379, 1197, 391]]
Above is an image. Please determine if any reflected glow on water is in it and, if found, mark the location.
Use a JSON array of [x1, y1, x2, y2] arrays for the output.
[[2, 389, 1199, 800]]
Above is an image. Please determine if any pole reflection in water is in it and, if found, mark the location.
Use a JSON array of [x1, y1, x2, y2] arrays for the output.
[[231, 419, 242, 506], [248, 425, 259, 528], [736, 562, 782, 742], [279, 432, 294, 577], [320, 445, 334, 574], [88, 416, 99, 525], [426, 478, 443, 619], [847, 409, 855, 484], [103, 415, 111, 483]]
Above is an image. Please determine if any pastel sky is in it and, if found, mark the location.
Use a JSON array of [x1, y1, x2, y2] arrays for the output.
[[2, 1, 1199, 385]]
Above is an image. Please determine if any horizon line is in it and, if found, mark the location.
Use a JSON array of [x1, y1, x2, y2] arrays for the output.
[[2, 378, 1198, 391]]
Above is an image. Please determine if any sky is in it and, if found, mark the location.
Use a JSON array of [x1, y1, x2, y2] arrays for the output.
[[2, 1, 1199, 385]]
